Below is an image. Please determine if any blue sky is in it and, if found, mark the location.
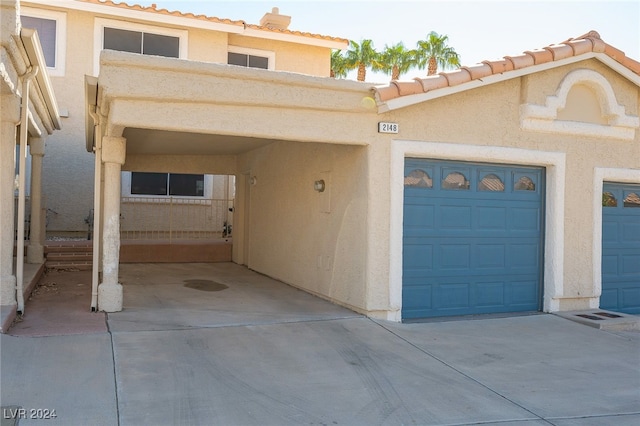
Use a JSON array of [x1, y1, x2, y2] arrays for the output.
[[141, 1, 639, 83]]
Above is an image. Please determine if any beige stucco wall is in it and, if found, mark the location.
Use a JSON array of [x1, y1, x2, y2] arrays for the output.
[[237, 141, 368, 311], [228, 34, 331, 76], [37, 7, 95, 233]]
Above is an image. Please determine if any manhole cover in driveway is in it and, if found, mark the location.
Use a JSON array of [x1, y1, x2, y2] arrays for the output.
[[183, 279, 228, 292]]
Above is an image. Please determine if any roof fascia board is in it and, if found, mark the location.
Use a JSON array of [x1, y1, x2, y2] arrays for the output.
[[379, 52, 640, 113], [241, 27, 348, 49], [24, 0, 244, 34], [594, 54, 640, 86]]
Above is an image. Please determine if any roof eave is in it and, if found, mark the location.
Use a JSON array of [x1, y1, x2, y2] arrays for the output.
[[23, 0, 246, 34], [241, 27, 348, 50], [378, 52, 640, 113]]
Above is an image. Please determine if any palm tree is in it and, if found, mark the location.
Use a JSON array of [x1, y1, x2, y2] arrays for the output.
[[345, 39, 378, 82], [330, 50, 349, 78], [374, 42, 416, 81], [415, 31, 460, 76]]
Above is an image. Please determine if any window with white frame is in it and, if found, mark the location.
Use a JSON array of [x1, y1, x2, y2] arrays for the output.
[[94, 18, 187, 74], [20, 7, 67, 76], [103, 27, 179, 58], [228, 46, 274, 70]]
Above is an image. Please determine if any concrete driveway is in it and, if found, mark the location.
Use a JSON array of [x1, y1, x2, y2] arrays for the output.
[[2, 263, 639, 425]]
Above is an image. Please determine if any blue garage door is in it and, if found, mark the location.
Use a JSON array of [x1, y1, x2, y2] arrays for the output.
[[403, 159, 545, 320], [601, 183, 640, 314]]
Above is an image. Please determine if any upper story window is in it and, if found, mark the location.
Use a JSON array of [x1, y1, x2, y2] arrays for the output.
[[94, 18, 187, 74], [103, 27, 179, 58], [228, 46, 274, 70], [20, 7, 67, 76]]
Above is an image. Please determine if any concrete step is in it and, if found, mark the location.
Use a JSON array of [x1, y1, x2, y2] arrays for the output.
[[46, 261, 92, 271], [45, 242, 93, 270], [46, 252, 93, 262], [45, 245, 92, 254], [554, 310, 640, 331]]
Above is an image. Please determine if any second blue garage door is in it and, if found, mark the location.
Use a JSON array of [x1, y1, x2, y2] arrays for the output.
[[601, 183, 640, 314], [403, 159, 545, 320]]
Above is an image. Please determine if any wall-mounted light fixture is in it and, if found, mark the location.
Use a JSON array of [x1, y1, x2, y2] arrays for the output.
[[314, 179, 325, 192], [250, 176, 257, 185]]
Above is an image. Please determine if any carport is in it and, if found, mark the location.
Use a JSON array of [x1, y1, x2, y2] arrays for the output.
[[85, 50, 378, 315]]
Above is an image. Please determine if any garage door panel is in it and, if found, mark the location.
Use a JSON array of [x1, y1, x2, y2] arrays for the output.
[[509, 243, 540, 268], [475, 282, 505, 307], [403, 159, 544, 319], [402, 283, 433, 310], [477, 206, 507, 229], [601, 254, 618, 275], [403, 243, 433, 272], [439, 244, 471, 269], [622, 254, 640, 275], [600, 288, 618, 308], [438, 283, 471, 309], [476, 244, 506, 268], [439, 205, 472, 229], [602, 221, 618, 242], [510, 207, 541, 231], [511, 280, 539, 305], [404, 204, 435, 229], [621, 222, 640, 242], [621, 287, 640, 310], [601, 183, 640, 314]]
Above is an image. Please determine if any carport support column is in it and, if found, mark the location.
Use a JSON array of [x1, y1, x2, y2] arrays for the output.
[[98, 136, 126, 312], [0, 95, 20, 307], [27, 138, 45, 264]]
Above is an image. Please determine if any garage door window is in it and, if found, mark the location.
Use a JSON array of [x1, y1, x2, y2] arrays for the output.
[[442, 171, 469, 190], [624, 192, 640, 207], [479, 174, 505, 192], [602, 192, 617, 207], [515, 176, 536, 191], [404, 169, 433, 188]]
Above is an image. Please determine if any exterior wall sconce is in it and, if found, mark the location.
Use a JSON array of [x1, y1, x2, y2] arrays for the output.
[[250, 176, 257, 185], [314, 179, 325, 192]]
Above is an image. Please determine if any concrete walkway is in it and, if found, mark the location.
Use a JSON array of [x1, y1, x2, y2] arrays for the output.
[[1, 263, 639, 425]]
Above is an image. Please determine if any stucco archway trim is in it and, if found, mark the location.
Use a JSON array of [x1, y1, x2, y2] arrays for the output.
[[520, 69, 639, 140], [389, 140, 566, 321], [592, 167, 640, 307]]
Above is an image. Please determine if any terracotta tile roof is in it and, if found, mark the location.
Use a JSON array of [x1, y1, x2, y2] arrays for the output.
[[374, 31, 640, 103], [244, 23, 349, 44], [78, 0, 348, 44], [79, 0, 245, 26]]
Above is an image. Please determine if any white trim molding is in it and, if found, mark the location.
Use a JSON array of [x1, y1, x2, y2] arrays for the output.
[[388, 140, 566, 321], [592, 167, 640, 306], [521, 69, 640, 140]]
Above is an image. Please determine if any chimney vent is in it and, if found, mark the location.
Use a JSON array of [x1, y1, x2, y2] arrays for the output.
[[259, 7, 291, 30]]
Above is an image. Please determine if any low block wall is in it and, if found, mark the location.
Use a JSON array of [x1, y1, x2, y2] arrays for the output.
[[120, 240, 232, 263]]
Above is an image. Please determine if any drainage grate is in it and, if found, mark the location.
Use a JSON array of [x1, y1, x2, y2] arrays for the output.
[[576, 314, 603, 320], [183, 279, 228, 292], [594, 311, 623, 318]]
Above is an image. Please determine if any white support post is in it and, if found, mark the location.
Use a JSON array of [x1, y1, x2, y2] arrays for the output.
[[98, 136, 126, 312], [27, 137, 45, 264]]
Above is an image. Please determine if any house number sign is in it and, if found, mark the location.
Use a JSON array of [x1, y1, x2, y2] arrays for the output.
[[378, 122, 399, 134]]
